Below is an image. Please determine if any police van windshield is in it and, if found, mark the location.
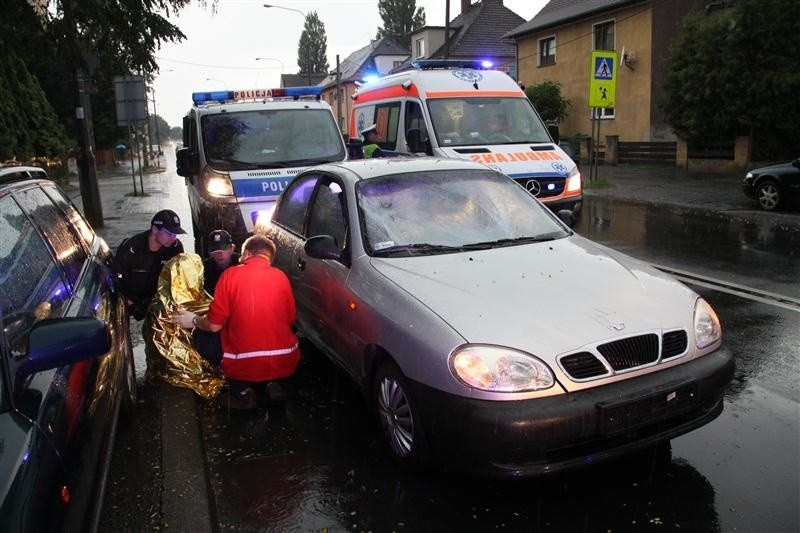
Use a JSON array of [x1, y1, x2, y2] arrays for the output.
[[427, 97, 551, 147], [201, 109, 345, 170]]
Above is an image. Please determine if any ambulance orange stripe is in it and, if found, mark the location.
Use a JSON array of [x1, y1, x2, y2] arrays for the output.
[[425, 90, 522, 98], [354, 85, 420, 103]]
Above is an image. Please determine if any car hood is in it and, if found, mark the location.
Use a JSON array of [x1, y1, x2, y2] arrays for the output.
[[751, 160, 798, 176], [369, 235, 697, 359]]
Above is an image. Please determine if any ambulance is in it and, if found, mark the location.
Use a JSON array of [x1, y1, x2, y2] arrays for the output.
[[176, 86, 347, 255], [349, 60, 581, 211]]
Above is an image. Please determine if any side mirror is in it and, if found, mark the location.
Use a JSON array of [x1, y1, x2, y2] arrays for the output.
[[547, 123, 560, 145], [17, 318, 111, 378], [556, 209, 576, 228], [304, 235, 345, 262], [175, 147, 195, 177]]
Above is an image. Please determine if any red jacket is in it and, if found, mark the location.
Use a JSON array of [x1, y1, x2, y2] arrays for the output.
[[207, 256, 299, 382]]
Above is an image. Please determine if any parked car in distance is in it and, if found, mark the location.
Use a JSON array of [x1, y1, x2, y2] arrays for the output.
[[742, 158, 800, 211], [256, 158, 734, 477], [0, 165, 136, 531]]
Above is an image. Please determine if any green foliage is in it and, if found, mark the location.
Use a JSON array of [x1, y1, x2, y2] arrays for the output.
[[661, 0, 800, 159], [524, 80, 571, 123], [376, 0, 426, 49], [0, 52, 68, 160], [298, 12, 329, 76]]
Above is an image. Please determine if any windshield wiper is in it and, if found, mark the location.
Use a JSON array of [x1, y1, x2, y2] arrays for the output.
[[372, 243, 468, 256], [288, 158, 336, 167], [465, 235, 561, 248], [208, 157, 259, 169]]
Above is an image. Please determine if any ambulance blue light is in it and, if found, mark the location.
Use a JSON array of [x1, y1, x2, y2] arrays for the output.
[[411, 59, 490, 70], [362, 74, 379, 84], [481, 60, 494, 68]]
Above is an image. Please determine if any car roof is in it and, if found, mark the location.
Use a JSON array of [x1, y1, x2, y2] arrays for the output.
[[312, 157, 492, 183], [0, 165, 49, 186]]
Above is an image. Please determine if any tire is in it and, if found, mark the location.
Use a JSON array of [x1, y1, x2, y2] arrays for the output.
[[373, 360, 429, 468], [756, 180, 782, 211]]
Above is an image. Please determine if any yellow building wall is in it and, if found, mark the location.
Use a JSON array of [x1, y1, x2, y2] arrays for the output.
[[518, 5, 654, 141]]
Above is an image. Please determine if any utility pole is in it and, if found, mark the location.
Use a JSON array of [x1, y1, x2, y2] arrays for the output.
[[74, 70, 104, 227]]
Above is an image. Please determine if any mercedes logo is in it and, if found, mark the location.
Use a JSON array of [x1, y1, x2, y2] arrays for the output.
[[525, 179, 542, 196]]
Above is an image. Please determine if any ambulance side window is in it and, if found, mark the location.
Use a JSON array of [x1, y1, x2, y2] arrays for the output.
[[373, 103, 400, 151], [404, 101, 432, 155]]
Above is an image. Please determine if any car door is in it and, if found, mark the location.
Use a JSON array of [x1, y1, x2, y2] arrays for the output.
[[269, 174, 319, 343], [0, 192, 71, 531], [301, 174, 362, 373]]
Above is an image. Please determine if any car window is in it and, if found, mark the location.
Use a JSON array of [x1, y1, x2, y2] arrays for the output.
[[373, 102, 400, 150], [357, 169, 568, 254], [272, 175, 318, 235], [42, 184, 95, 249], [0, 195, 71, 359], [307, 179, 347, 250], [14, 186, 88, 288]]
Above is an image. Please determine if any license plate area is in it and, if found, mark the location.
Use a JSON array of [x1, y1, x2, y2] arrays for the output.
[[598, 380, 698, 436]]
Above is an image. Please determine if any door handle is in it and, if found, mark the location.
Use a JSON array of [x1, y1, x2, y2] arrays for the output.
[[297, 257, 306, 271]]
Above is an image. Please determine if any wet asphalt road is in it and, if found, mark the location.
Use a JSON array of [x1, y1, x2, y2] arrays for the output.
[[98, 175, 799, 532]]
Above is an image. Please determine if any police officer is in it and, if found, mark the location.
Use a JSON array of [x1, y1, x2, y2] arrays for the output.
[[203, 229, 240, 295], [361, 124, 382, 158], [112, 209, 186, 320]]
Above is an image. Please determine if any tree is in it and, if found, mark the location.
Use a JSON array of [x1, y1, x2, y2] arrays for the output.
[[661, 0, 800, 160], [525, 81, 571, 123], [376, 0, 425, 49], [298, 11, 329, 76]]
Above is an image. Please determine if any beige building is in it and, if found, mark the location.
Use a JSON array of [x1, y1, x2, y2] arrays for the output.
[[505, 0, 711, 142]]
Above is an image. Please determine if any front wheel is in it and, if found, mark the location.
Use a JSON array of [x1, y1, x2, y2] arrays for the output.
[[756, 180, 782, 211], [373, 360, 429, 468]]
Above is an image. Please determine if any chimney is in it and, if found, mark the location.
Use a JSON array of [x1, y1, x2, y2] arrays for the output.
[[461, 0, 471, 14]]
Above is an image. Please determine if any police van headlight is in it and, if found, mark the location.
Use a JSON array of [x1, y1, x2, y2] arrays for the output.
[[201, 166, 235, 198], [566, 166, 581, 193]]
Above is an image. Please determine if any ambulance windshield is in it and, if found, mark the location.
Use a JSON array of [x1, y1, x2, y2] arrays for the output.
[[201, 108, 345, 169], [427, 97, 551, 147]]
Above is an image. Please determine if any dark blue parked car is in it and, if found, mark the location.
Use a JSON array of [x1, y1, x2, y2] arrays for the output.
[[0, 166, 136, 531]]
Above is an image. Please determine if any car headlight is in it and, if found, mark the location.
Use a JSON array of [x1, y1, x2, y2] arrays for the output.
[[201, 165, 234, 198], [450, 345, 554, 392], [566, 166, 581, 192], [745, 171, 754, 179], [694, 298, 721, 349]]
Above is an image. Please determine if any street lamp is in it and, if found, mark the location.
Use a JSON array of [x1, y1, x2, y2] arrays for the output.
[[205, 77, 228, 89], [255, 57, 286, 87], [263, 4, 311, 85]]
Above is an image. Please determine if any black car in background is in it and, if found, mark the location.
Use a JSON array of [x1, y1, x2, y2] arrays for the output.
[[742, 158, 800, 211], [0, 166, 136, 531]]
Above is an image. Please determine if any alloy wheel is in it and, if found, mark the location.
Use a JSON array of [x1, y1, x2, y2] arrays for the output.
[[377, 375, 414, 458], [757, 182, 780, 211]]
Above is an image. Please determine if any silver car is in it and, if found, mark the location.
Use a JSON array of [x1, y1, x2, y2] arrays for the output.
[[256, 158, 734, 477]]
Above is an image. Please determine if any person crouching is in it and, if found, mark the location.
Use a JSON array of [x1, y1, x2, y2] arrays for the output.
[[173, 235, 299, 410]]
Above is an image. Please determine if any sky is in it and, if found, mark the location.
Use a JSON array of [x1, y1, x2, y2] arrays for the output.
[[153, 0, 548, 128]]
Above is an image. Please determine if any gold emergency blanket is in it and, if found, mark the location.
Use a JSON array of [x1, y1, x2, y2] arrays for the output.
[[144, 253, 225, 399]]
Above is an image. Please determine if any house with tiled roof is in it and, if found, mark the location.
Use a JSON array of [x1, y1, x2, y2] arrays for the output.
[[318, 36, 409, 136], [280, 73, 327, 88], [504, 0, 743, 167], [399, 0, 525, 77]]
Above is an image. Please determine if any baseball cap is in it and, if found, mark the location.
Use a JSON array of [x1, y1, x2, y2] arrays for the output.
[[360, 123, 378, 136], [151, 209, 186, 234], [208, 229, 233, 252]]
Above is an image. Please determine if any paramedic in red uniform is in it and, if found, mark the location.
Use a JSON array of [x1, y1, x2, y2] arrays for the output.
[[173, 235, 299, 410]]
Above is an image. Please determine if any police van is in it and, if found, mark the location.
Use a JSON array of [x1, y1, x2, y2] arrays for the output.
[[176, 86, 347, 255], [349, 60, 581, 211]]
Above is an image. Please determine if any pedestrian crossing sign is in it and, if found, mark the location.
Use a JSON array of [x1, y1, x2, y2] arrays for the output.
[[589, 50, 617, 108]]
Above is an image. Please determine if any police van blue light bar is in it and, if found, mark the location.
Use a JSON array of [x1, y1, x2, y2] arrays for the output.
[[410, 59, 493, 70], [192, 86, 323, 105]]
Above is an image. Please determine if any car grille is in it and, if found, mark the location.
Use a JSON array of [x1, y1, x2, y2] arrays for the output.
[[559, 330, 689, 381], [514, 177, 566, 199], [662, 330, 688, 358]]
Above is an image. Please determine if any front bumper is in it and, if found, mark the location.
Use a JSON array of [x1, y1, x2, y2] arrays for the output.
[[409, 346, 734, 477], [541, 194, 582, 212]]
